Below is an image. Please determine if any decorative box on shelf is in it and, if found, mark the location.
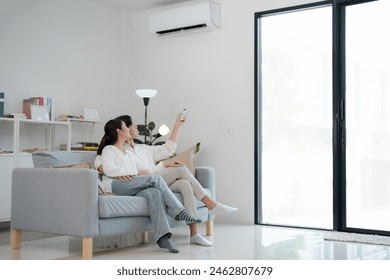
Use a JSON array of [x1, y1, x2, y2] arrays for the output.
[[59, 142, 98, 151]]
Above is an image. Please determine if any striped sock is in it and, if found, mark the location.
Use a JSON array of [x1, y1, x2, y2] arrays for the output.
[[175, 210, 201, 224], [157, 235, 179, 253]]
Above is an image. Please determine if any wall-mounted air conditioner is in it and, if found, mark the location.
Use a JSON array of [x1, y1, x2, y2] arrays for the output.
[[149, 1, 221, 36]]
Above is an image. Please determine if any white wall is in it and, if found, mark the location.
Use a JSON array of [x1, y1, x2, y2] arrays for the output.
[[0, 0, 320, 225], [129, 0, 320, 224], [0, 0, 133, 125]]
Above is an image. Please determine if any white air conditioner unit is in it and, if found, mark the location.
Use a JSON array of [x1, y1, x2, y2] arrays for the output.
[[149, 1, 221, 36]]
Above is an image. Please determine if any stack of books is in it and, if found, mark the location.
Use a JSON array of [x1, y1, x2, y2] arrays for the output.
[[57, 114, 83, 121], [59, 142, 98, 151], [23, 97, 53, 120], [2, 113, 27, 119], [79, 142, 99, 151]]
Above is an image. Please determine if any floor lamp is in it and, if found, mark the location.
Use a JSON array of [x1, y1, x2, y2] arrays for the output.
[[136, 89, 157, 143]]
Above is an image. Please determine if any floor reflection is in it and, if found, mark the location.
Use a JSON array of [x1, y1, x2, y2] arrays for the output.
[[1, 224, 390, 260]]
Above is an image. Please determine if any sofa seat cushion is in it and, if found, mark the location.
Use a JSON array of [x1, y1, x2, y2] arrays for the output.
[[98, 190, 210, 218]]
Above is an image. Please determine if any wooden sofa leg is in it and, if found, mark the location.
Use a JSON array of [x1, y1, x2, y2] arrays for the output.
[[82, 237, 93, 260], [141, 232, 149, 244], [206, 220, 214, 236], [11, 229, 21, 249]]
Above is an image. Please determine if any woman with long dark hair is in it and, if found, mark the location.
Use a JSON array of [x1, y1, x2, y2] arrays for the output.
[[97, 119, 201, 253], [97, 115, 238, 247]]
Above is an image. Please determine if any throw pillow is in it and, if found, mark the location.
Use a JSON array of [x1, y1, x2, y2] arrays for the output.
[[54, 161, 92, 169], [166, 142, 200, 175], [32, 151, 96, 168]]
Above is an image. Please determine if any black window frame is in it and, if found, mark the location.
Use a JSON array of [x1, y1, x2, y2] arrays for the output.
[[255, 0, 386, 236]]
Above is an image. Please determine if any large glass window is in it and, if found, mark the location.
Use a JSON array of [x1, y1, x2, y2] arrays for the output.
[[259, 6, 333, 229], [257, 0, 390, 235], [345, 0, 390, 231]]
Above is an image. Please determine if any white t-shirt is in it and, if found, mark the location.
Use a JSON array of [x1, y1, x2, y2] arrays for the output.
[[95, 140, 177, 174], [101, 145, 138, 191]]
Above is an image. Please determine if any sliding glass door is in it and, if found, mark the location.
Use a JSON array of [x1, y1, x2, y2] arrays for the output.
[[256, 0, 390, 234], [257, 5, 333, 229], [345, 0, 390, 232]]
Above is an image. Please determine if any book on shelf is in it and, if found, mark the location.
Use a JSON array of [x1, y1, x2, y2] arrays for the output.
[[11, 113, 27, 119], [59, 142, 98, 151], [60, 143, 83, 151], [79, 142, 98, 151], [57, 114, 84, 121], [22, 98, 39, 119], [2, 113, 27, 119], [23, 97, 53, 120], [83, 146, 98, 151], [30, 96, 44, 105], [78, 142, 98, 147]]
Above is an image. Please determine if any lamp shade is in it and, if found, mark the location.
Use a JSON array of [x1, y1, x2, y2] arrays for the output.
[[158, 124, 170, 136], [136, 89, 157, 98]]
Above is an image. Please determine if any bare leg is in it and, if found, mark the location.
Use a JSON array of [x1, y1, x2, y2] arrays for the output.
[[189, 223, 198, 236], [201, 195, 217, 210]]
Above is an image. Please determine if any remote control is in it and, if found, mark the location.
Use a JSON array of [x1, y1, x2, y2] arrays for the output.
[[180, 108, 187, 120]]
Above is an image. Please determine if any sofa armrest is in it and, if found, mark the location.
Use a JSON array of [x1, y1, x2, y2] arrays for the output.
[[11, 168, 99, 237], [195, 167, 216, 199]]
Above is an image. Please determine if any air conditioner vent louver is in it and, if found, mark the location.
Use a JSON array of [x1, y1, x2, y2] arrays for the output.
[[156, 24, 207, 35]]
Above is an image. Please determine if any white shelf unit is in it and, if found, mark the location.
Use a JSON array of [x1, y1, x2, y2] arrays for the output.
[[62, 118, 105, 150], [0, 118, 16, 222], [16, 119, 71, 166], [0, 118, 17, 156], [0, 117, 104, 222], [0, 118, 72, 222]]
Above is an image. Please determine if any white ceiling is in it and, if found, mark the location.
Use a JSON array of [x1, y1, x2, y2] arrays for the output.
[[87, 0, 196, 12], [0, 0, 196, 13]]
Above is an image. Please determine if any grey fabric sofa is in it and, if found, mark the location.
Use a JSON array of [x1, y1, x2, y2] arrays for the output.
[[10, 151, 215, 259]]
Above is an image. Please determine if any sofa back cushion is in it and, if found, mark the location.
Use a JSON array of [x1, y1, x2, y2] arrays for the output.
[[32, 151, 97, 168]]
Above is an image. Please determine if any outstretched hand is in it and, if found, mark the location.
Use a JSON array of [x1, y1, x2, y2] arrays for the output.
[[176, 112, 186, 125], [169, 113, 186, 143], [164, 160, 185, 168], [116, 175, 133, 181]]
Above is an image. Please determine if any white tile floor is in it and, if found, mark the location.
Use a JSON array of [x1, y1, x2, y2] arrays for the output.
[[1, 223, 390, 260]]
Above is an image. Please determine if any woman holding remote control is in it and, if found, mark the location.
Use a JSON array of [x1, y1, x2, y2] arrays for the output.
[[97, 118, 201, 253], [95, 112, 238, 247]]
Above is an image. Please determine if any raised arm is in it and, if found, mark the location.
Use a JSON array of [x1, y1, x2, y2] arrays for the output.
[[168, 112, 186, 143]]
